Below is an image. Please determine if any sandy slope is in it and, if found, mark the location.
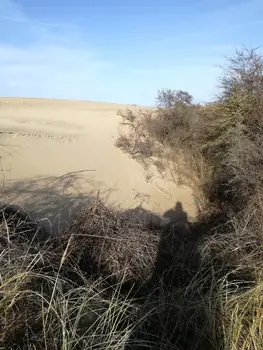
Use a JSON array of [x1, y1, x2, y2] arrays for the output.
[[0, 98, 196, 234]]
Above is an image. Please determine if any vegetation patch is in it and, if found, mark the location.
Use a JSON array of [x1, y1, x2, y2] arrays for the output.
[[1, 48, 263, 349]]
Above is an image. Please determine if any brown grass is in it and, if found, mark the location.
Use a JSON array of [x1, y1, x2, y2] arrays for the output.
[[60, 198, 161, 286]]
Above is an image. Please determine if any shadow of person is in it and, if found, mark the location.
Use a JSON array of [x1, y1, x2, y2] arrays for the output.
[[149, 202, 194, 291], [124, 202, 212, 349], [163, 201, 188, 226], [124, 202, 203, 349], [162, 202, 191, 240]]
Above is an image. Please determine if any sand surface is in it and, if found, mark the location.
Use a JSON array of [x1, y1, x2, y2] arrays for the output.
[[0, 98, 196, 234]]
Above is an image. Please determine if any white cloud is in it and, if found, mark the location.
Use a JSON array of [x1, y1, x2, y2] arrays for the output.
[[0, 44, 107, 67]]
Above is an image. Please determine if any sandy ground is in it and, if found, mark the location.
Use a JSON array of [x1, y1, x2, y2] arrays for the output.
[[0, 98, 196, 234]]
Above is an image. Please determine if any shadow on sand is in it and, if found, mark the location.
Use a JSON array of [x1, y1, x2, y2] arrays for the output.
[[0, 170, 118, 235]]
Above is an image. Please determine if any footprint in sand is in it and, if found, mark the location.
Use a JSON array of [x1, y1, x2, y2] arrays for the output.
[[0, 131, 78, 142]]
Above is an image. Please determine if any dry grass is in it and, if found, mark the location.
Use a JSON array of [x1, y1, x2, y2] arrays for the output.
[[0, 204, 142, 349], [60, 198, 161, 286], [2, 48, 263, 349], [1, 197, 263, 349]]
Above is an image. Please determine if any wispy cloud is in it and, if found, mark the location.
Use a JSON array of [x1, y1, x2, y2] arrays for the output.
[[0, 14, 73, 29], [0, 0, 112, 100], [0, 42, 111, 98]]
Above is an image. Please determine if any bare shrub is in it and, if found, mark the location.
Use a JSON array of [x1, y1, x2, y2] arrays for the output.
[[202, 49, 263, 209], [156, 88, 193, 108], [117, 49, 263, 213], [115, 91, 208, 196], [61, 198, 161, 285], [220, 48, 263, 104], [116, 108, 155, 157]]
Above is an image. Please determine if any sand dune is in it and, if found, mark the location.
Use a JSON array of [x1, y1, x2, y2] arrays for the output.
[[0, 98, 196, 234]]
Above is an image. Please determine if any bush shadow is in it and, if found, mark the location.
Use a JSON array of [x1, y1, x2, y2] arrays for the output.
[[0, 170, 116, 236]]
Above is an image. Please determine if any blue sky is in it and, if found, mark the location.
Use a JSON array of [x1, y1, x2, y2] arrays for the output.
[[0, 0, 262, 105]]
